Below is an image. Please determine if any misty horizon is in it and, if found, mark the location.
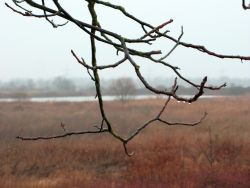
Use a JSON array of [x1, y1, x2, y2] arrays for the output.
[[1, 76, 250, 88]]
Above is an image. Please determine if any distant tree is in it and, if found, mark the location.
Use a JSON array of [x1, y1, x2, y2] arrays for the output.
[[52, 77, 76, 93], [110, 77, 136, 102], [6, 0, 250, 156]]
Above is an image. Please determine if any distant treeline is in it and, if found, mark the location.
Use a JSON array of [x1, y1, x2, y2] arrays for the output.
[[0, 77, 250, 98]]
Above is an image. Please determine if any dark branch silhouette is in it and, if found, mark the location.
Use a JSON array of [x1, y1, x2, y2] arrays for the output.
[[242, 0, 250, 10], [6, 0, 249, 156]]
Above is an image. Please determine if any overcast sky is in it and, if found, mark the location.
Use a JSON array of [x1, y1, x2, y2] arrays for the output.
[[1, 0, 250, 82]]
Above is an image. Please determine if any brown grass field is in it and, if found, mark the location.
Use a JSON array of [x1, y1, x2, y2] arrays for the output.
[[0, 96, 250, 188]]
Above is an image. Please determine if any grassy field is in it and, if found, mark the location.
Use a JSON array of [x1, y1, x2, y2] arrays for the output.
[[0, 96, 250, 187]]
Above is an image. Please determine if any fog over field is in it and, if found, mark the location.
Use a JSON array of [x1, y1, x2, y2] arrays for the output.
[[0, 77, 250, 100]]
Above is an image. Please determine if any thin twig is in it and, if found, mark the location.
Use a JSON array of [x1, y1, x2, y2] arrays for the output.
[[41, 0, 68, 28], [140, 19, 173, 40], [16, 129, 109, 140], [158, 26, 184, 61]]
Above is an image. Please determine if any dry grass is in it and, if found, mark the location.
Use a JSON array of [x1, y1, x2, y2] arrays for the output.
[[0, 96, 250, 187]]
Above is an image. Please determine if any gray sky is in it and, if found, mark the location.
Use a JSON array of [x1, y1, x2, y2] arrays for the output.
[[1, 0, 250, 82]]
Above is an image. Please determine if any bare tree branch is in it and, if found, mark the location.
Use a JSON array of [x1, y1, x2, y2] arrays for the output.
[[158, 112, 207, 126], [71, 50, 127, 70], [41, 0, 68, 28], [6, 1, 250, 60], [158, 26, 184, 61], [16, 129, 109, 140], [140, 19, 173, 40], [6, 0, 247, 155], [92, 0, 250, 61]]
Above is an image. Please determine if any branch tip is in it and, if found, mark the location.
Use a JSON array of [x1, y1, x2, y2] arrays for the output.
[[123, 143, 134, 157]]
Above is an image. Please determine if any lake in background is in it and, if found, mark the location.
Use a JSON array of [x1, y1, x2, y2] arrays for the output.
[[0, 95, 223, 102]]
